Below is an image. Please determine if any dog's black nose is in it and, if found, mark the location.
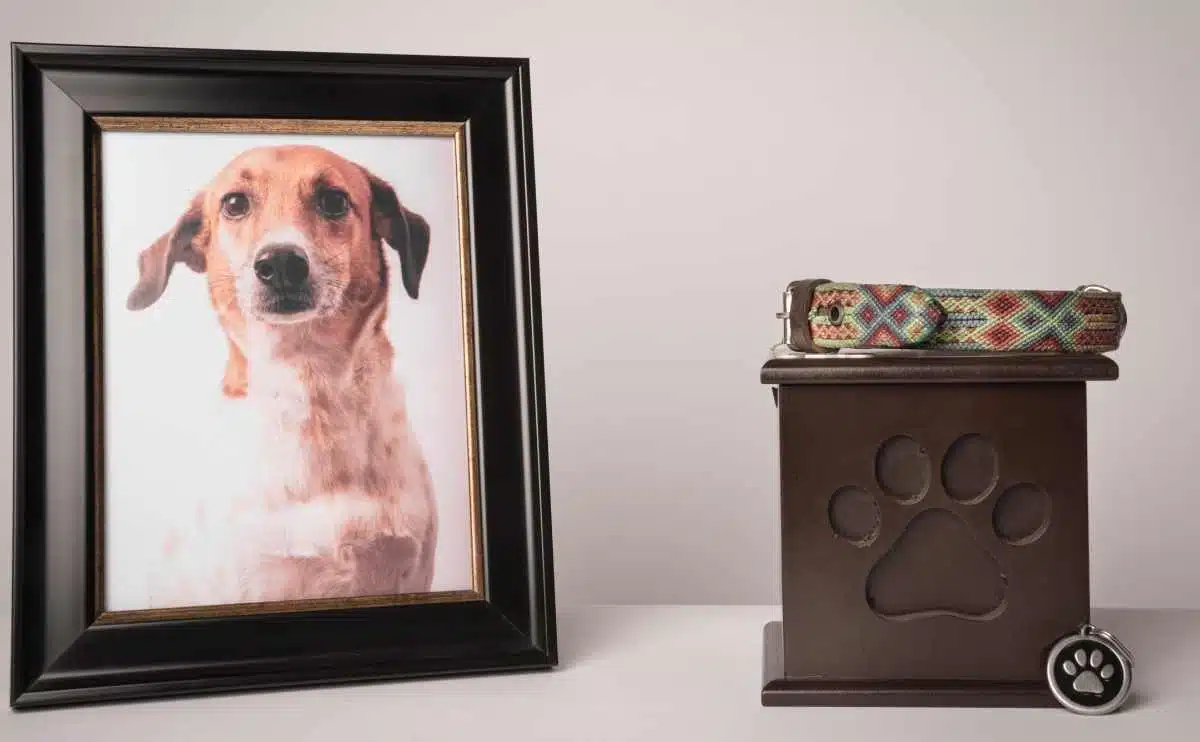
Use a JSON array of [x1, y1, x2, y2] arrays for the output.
[[254, 246, 310, 290]]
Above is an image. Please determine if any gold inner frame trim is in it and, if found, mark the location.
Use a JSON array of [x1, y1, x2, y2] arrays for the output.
[[98, 589, 483, 625], [90, 116, 485, 625], [94, 117, 465, 137]]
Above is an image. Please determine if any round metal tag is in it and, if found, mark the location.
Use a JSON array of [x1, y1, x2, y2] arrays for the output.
[[1046, 625, 1134, 715]]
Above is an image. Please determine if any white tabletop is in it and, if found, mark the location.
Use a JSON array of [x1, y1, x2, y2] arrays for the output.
[[3, 605, 1197, 741]]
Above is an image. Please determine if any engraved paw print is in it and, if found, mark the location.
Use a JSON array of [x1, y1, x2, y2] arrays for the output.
[[826, 434, 1052, 620], [1062, 648, 1115, 696]]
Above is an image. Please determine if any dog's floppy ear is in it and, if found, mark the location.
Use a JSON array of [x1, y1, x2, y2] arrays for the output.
[[361, 168, 430, 300], [127, 194, 207, 311]]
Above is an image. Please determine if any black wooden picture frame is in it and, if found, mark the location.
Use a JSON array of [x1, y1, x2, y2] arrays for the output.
[[10, 42, 556, 709]]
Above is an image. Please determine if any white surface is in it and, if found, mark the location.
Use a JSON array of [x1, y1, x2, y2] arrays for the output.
[[2, 605, 1198, 740], [3, 1, 1200, 609]]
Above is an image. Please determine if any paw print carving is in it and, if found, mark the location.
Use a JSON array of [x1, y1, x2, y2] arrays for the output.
[[826, 433, 1052, 620], [1062, 648, 1114, 695]]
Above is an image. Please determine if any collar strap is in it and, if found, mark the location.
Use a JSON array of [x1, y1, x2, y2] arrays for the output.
[[781, 280, 1127, 354]]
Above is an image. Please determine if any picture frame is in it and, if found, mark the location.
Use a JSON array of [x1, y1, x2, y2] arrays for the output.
[[10, 42, 556, 709]]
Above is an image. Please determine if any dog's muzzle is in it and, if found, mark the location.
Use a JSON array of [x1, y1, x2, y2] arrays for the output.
[[253, 244, 314, 314]]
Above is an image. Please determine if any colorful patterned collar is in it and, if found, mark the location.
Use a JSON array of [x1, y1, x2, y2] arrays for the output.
[[778, 279, 1127, 355]]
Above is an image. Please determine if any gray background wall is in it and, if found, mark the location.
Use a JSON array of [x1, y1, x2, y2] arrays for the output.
[[1, 0, 1198, 614]]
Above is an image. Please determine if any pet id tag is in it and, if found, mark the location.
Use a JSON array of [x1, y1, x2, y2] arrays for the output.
[[1046, 624, 1134, 715]]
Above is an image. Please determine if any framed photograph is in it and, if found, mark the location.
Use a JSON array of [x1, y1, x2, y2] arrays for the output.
[[11, 43, 555, 708]]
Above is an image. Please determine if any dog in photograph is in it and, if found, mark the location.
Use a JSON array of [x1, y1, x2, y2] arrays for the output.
[[127, 145, 437, 608]]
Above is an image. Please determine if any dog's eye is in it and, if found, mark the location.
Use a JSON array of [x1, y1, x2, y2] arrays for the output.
[[316, 188, 350, 219], [221, 192, 251, 219]]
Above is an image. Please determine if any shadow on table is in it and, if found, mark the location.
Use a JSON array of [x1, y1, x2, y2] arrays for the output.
[[555, 606, 653, 668], [1091, 606, 1200, 714]]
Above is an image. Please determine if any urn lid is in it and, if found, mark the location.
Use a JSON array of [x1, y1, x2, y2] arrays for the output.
[[761, 351, 1118, 385]]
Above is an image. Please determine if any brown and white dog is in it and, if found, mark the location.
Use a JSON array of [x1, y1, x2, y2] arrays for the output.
[[128, 145, 437, 608]]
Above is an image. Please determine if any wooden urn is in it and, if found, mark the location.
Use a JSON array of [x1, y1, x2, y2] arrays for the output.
[[760, 352, 1117, 707]]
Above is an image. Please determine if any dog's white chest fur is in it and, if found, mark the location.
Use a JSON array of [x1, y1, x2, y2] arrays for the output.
[[243, 348, 318, 503], [147, 336, 436, 609]]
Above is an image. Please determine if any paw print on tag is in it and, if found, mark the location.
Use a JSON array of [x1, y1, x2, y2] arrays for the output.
[[1062, 648, 1114, 695]]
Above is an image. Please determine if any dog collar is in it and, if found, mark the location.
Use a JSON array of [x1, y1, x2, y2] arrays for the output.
[[778, 279, 1127, 354]]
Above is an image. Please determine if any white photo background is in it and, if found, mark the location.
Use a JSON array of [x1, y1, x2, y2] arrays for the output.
[[101, 130, 476, 611]]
